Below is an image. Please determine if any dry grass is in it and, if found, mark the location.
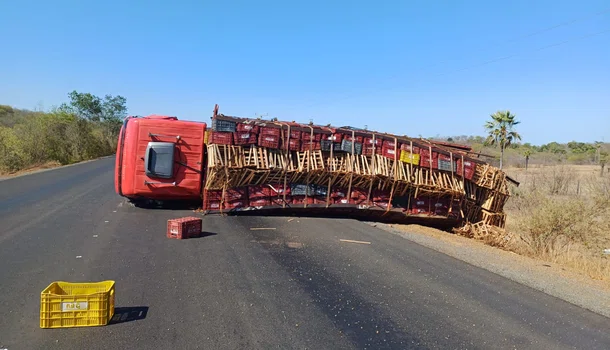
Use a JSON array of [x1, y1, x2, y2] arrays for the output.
[[0, 160, 62, 177], [504, 165, 610, 281]]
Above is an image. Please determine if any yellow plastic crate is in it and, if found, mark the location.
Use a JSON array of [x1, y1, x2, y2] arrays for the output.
[[204, 130, 211, 144], [400, 151, 420, 165], [40, 281, 115, 329]]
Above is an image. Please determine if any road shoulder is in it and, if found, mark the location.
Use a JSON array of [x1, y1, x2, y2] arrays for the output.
[[372, 222, 610, 319]]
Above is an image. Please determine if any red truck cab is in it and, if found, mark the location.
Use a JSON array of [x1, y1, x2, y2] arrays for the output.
[[114, 115, 206, 201]]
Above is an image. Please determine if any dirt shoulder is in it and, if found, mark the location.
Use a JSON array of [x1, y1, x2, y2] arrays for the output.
[[372, 223, 610, 319]]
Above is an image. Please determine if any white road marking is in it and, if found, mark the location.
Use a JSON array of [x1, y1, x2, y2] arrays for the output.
[[339, 239, 371, 245]]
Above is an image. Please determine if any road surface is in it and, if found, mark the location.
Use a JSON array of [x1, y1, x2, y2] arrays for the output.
[[0, 157, 608, 349]]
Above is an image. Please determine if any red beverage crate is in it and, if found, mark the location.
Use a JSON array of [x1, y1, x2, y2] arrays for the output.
[[225, 199, 248, 209], [234, 132, 257, 145], [331, 187, 347, 199], [373, 201, 391, 209], [420, 150, 439, 169], [269, 183, 290, 206], [313, 196, 330, 205], [373, 189, 391, 203], [209, 131, 234, 145], [284, 130, 302, 140], [270, 196, 291, 206], [383, 140, 400, 149], [382, 147, 399, 160], [363, 146, 383, 156], [302, 132, 323, 141], [301, 141, 321, 152], [260, 127, 281, 137], [364, 138, 383, 147], [258, 134, 280, 149], [203, 189, 223, 211], [438, 153, 451, 162], [401, 144, 420, 153], [458, 160, 476, 180], [167, 217, 202, 239], [249, 198, 270, 207], [225, 187, 248, 200], [249, 185, 271, 199], [351, 188, 368, 200], [284, 138, 301, 151], [465, 161, 476, 180], [204, 189, 223, 201], [204, 200, 222, 211], [237, 123, 259, 134], [333, 197, 350, 204], [350, 188, 368, 205], [325, 134, 343, 142], [342, 134, 364, 143], [291, 195, 314, 205], [411, 197, 430, 215], [432, 197, 450, 216], [268, 183, 290, 196]]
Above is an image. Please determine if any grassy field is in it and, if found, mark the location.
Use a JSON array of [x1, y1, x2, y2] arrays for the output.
[[503, 165, 610, 281]]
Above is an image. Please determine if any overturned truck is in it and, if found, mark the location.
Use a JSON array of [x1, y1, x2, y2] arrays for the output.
[[115, 105, 516, 230]]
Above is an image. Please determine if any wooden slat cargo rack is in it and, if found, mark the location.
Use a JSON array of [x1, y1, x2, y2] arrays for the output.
[[202, 106, 517, 230]]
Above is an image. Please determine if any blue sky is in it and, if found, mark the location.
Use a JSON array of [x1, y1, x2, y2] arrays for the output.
[[1, 0, 608, 145]]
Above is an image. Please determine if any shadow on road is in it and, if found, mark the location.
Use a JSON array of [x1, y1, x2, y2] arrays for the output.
[[198, 231, 217, 238], [109, 307, 149, 325], [129, 199, 201, 211]]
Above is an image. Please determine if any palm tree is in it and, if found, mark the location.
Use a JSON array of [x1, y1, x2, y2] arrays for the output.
[[484, 110, 522, 169], [523, 149, 532, 171]]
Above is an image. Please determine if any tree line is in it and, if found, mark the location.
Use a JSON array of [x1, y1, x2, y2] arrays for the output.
[[435, 110, 608, 171], [0, 91, 126, 173]]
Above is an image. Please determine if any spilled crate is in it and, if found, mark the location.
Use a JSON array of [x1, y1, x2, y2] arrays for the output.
[[40, 281, 115, 328], [167, 217, 202, 239]]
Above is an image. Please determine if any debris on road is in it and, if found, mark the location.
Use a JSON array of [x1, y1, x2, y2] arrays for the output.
[[287, 218, 295, 222], [339, 239, 371, 245], [40, 280, 116, 328], [75, 256, 82, 259], [250, 227, 277, 231], [286, 242, 304, 248], [167, 217, 202, 239]]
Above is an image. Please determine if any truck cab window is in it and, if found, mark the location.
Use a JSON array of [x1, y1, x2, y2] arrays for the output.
[[145, 142, 175, 179]]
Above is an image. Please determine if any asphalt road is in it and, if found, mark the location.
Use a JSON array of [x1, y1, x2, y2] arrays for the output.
[[1, 157, 609, 349]]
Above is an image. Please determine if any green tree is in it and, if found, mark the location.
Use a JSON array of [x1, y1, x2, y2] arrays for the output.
[[58, 90, 127, 150], [483, 110, 522, 169], [59, 90, 127, 123]]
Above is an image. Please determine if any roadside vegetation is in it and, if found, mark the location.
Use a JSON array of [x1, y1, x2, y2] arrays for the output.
[[505, 165, 610, 280], [435, 110, 610, 281], [0, 91, 126, 174]]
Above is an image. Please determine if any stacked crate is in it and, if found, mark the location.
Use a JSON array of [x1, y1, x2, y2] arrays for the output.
[[202, 114, 513, 228]]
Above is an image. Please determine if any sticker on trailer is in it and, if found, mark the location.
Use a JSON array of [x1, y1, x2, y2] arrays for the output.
[[62, 302, 88, 312]]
